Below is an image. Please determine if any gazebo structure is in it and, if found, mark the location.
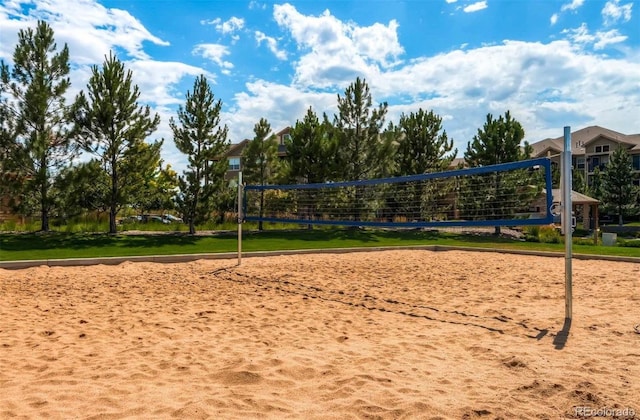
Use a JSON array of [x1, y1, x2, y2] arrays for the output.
[[536, 189, 600, 243], [550, 189, 600, 232]]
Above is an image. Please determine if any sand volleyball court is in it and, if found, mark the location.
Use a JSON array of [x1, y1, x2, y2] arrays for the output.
[[0, 249, 638, 419]]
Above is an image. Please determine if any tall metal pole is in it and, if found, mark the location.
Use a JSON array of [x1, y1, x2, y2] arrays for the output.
[[562, 127, 573, 320], [237, 171, 243, 266]]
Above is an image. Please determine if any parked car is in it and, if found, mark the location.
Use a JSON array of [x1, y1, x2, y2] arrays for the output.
[[119, 215, 142, 224], [144, 215, 170, 224], [163, 214, 184, 223]]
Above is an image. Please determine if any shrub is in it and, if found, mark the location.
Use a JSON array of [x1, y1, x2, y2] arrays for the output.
[[538, 225, 562, 243], [619, 239, 640, 248], [522, 225, 540, 242], [0, 220, 18, 232], [573, 237, 596, 246]]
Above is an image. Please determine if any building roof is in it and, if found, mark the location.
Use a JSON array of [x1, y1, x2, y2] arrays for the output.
[[530, 137, 564, 157], [224, 139, 250, 158], [549, 189, 599, 204], [530, 126, 640, 157]]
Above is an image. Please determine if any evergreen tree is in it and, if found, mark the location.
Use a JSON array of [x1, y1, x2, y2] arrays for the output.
[[286, 107, 336, 184], [285, 107, 337, 227], [572, 168, 587, 194], [602, 146, 638, 225], [55, 160, 110, 219], [170, 75, 229, 234], [333, 77, 390, 221], [0, 69, 15, 197], [588, 167, 604, 201], [242, 118, 280, 230], [0, 21, 76, 231], [463, 111, 532, 235], [395, 109, 456, 175], [392, 109, 458, 220], [334, 77, 389, 181], [72, 52, 160, 234]]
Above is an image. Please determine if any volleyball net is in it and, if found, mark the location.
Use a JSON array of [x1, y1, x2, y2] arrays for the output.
[[243, 157, 554, 229]]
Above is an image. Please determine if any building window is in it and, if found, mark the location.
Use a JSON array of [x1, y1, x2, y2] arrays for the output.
[[595, 146, 602, 153], [576, 157, 585, 170], [228, 157, 240, 171], [633, 155, 640, 171], [602, 145, 610, 152]]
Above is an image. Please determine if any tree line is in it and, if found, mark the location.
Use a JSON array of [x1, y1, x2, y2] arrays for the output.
[[1, 21, 636, 234]]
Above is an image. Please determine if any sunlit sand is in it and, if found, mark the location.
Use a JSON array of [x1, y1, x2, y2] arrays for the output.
[[1, 250, 638, 418]]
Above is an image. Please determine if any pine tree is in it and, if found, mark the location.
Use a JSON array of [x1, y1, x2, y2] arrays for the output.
[[0, 70, 14, 196], [602, 146, 637, 225], [0, 21, 76, 231], [391, 109, 458, 220], [463, 111, 531, 235], [333, 77, 390, 221], [285, 107, 337, 227], [334, 77, 388, 181], [72, 52, 160, 234], [572, 168, 586, 194], [286, 107, 336, 184], [170, 75, 229, 234], [242, 118, 280, 230], [589, 167, 604, 201], [395, 108, 456, 175]]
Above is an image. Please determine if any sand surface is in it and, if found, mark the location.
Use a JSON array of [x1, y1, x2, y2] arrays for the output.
[[0, 250, 638, 419]]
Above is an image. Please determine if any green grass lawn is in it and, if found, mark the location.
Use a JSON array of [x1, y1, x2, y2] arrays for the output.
[[1, 227, 639, 262]]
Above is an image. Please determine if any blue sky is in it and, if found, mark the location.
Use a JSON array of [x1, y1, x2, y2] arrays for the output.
[[1, 0, 639, 174]]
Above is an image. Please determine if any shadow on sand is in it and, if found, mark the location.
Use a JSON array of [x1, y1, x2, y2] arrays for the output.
[[553, 318, 572, 350]]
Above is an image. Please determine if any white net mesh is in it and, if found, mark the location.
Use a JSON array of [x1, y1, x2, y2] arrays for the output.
[[244, 158, 553, 228]]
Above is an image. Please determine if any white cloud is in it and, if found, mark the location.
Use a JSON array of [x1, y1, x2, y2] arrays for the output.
[[445, 0, 457, 3], [255, 31, 287, 60], [463, 1, 488, 13], [3, 0, 639, 175], [550, 13, 559, 25], [562, 23, 596, 45], [562, 23, 628, 50], [560, 0, 585, 12], [602, 0, 633, 26], [201, 16, 245, 35], [248, 1, 267, 10], [127, 60, 212, 106], [593, 29, 628, 49], [225, 34, 640, 161], [273, 3, 403, 88], [0, 0, 169, 64], [388, 38, 638, 145], [225, 80, 337, 142], [193, 43, 234, 70], [352, 20, 403, 65]]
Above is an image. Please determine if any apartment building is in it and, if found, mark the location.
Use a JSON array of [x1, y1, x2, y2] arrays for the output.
[[530, 126, 640, 186], [219, 127, 291, 181]]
